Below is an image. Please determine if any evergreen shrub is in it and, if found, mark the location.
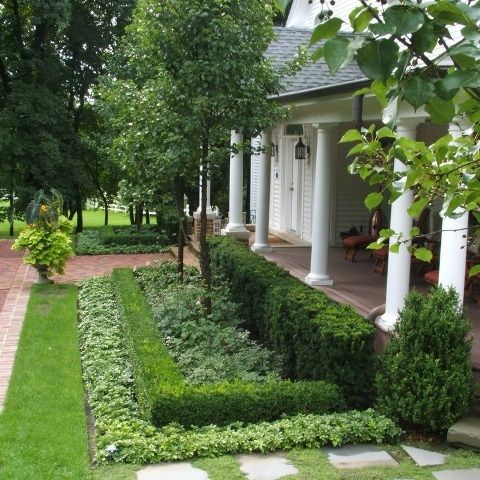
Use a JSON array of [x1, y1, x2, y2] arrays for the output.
[[208, 236, 375, 403], [376, 287, 474, 433]]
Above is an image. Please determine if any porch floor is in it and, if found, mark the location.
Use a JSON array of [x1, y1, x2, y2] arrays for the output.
[[262, 246, 480, 371]]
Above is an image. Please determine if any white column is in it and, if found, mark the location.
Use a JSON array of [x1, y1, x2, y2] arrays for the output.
[[377, 119, 419, 332], [252, 131, 272, 252], [222, 130, 249, 239], [195, 165, 213, 215], [438, 121, 469, 302], [305, 124, 335, 286]]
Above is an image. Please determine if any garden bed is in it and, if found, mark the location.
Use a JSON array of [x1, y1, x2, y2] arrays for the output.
[[75, 225, 174, 255], [78, 264, 401, 464]]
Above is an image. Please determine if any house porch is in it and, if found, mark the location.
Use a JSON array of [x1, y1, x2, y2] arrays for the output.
[[261, 245, 480, 374]]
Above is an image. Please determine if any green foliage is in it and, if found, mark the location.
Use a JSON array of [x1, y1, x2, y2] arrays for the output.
[[75, 227, 171, 255], [152, 380, 345, 428], [114, 265, 345, 428], [111, 268, 184, 418], [12, 190, 74, 275], [80, 274, 399, 464], [208, 236, 375, 404], [311, 0, 480, 241], [376, 287, 474, 433], [136, 263, 279, 385]]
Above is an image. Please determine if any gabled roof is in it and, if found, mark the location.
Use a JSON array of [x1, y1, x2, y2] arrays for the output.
[[267, 27, 367, 100]]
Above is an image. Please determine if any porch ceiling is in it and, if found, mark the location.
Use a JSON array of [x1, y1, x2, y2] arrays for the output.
[[262, 246, 480, 371]]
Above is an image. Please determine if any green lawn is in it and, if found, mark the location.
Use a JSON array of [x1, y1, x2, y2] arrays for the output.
[[0, 284, 91, 480], [0, 209, 132, 238]]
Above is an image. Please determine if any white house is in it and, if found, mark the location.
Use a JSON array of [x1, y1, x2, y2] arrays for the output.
[[220, 0, 471, 336]]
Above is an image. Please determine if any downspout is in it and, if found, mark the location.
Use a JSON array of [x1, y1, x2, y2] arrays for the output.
[[353, 94, 364, 129]]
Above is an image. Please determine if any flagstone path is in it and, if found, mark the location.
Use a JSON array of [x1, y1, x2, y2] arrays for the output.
[[136, 444, 480, 480], [0, 246, 171, 411]]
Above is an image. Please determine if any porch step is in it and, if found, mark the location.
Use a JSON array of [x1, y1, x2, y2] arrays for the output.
[[447, 417, 480, 450]]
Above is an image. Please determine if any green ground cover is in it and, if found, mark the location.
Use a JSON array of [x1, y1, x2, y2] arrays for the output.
[[0, 284, 91, 480], [0, 209, 131, 238]]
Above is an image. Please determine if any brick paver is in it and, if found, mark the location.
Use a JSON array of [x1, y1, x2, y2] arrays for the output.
[[0, 248, 173, 411]]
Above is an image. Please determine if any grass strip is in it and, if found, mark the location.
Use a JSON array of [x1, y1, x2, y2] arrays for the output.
[[0, 284, 91, 480]]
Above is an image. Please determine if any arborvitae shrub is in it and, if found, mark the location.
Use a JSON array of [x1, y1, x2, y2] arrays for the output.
[[375, 287, 474, 433]]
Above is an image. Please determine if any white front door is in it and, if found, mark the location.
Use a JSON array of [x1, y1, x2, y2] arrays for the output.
[[283, 137, 302, 235]]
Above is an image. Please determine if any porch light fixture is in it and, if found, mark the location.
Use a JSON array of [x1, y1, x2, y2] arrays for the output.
[[295, 137, 306, 160]]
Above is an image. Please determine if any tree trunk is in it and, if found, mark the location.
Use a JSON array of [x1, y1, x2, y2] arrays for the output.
[[8, 187, 14, 237], [200, 139, 212, 314], [103, 198, 109, 226], [174, 176, 185, 278], [135, 202, 144, 232], [145, 208, 150, 225], [68, 201, 76, 221], [129, 204, 135, 225], [75, 188, 83, 233]]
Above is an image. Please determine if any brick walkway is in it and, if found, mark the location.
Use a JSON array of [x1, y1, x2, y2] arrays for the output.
[[0, 249, 172, 411]]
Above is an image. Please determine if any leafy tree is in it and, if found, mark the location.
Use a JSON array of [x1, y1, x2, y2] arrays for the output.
[[277, 0, 480, 257], [123, 0, 286, 302], [0, 0, 135, 233]]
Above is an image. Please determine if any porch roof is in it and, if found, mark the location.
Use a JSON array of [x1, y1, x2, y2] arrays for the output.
[[268, 27, 367, 99]]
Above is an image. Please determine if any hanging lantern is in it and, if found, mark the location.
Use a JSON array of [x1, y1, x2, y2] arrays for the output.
[[295, 137, 306, 160]]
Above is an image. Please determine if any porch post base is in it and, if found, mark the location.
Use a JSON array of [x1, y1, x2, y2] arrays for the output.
[[305, 274, 334, 286], [375, 312, 398, 333], [221, 225, 250, 241], [251, 243, 272, 253]]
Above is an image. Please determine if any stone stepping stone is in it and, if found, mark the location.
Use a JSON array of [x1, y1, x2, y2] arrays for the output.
[[401, 445, 446, 467], [323, 444, 398, 469], [448, 417, 480, 450], [237, 453, 298, 480], [137, 462, 209, 480], [433, 469, 480, 480]]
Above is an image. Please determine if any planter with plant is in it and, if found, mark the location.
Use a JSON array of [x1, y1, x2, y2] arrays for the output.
[[12, 190, 74, 283]]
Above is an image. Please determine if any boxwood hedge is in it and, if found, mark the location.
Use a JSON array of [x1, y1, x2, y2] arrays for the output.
[[208, 236, 376, 404], [112, 267, 346, 427]]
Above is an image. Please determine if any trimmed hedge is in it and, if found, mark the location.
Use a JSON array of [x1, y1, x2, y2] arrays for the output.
[[75, 225, 173, 255], [208, 236, 376, 404], [79, 275, 401, 464], [113, 267, 346, 428], [111, 268, 183, 419], [152, 379, 345, 427]]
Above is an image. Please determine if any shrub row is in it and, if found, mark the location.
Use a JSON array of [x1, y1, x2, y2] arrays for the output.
[[79, 275, 401, 464], [152, 380, 345, 427], [100, 225, 166, 246], [114, 266, 346, 427], [208, 236, 376, 404], [75, 228, 170, 255]]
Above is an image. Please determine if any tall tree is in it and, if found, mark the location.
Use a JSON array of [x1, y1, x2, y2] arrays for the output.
[[124, 0, 286, 303]]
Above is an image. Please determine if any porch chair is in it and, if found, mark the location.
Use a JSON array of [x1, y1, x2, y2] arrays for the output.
[[342, 208, 386, 262], [372, 208, 434, 276]]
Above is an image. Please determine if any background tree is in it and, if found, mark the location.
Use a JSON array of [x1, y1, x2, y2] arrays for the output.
[[0, 0, 135, 233]]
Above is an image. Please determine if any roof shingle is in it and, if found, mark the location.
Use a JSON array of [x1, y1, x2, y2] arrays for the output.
[[267, 27, 366, 97]]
